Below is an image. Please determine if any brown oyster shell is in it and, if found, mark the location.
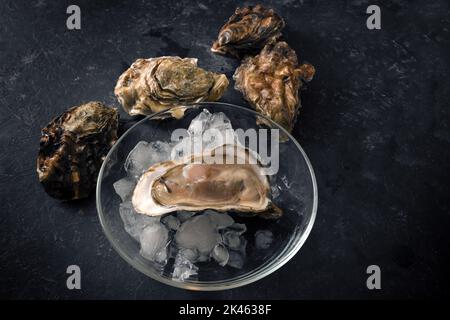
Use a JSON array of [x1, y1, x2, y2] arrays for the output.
[[211, 5, 285, 57], [132, 144, 282, 219], [233, 41, 315, 133], [115, 56, 229, 117], [37, 102, 118, 200]]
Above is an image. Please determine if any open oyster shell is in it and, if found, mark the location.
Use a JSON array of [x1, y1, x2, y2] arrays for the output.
[[115, 56, 229, 117], [211, 5, 285, 57], [233, 41, 315, 133], [132, 144, 282, 219], [37, 102, 118, 200]]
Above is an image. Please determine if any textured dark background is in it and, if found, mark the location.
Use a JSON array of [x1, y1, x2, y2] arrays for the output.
[[1, 0, 449, 299]]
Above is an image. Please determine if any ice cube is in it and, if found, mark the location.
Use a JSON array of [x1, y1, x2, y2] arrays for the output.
[[211, 243, 229, 266], [113, 177, 135, 202], [176, 211, 196, 222], [205, 115, 236, 151], [125, 141, 171, 178], [154, 246, 168, 264], [238, 237, 248, 255], [255, 230, 273, 250], [227, 223, 247, 235], [202, 128, 236, 151], [222, 230, 241, 250], [174, 214, 221, 256], [171, 110, 238, 161], [226, 236, 246, 269], [227, 251, 244, 269], [139, 222, 169, 263], [161, 214, 181, 231], [170, 137, 193, 160], [221, 222, 247, 251], [204, 210, 234, 230], [204, 112, 236, 148], [197, 253, 210, 262], [202, 128, 230, 152], [188, 109, 212, 137], [119, 202, 159, 241], [172, 251, 199, 282]]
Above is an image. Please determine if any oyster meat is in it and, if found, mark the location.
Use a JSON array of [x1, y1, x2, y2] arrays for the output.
[[211, 5, 285, 57], [37, 102, 118, 200], [233, 41, 315, 133], [132, 144, 281, 219], [115, 56, 229, 117]]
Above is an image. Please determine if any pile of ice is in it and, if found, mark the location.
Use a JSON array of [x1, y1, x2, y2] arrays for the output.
[[112, 109, 273, 282], [116, 202, 249, 281], [171, 109, 238, 161]]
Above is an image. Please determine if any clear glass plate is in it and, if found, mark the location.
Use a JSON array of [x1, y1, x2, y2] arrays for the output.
[[96, 102, 317, 291]]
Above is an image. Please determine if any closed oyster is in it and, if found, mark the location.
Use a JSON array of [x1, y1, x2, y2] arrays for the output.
[[132, 144, 282, 219], [115, 57, 229, 117], [211, 5, 285, 57], [37, 102, 118, 200], [233, 41, 315, 133]]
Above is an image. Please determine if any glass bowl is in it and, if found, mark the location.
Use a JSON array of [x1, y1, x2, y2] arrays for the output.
[[96, 102, 317, 291]]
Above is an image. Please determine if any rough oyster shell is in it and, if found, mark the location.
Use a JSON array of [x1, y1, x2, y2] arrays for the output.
[[115, 56, 229, 117], [211, 5, 285, 57], [233, 41, 315, 133], [132, 144, 282, 219], [37, 102, 118, 200]]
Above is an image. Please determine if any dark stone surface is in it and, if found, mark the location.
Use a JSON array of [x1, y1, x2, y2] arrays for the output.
[[0, 0, 449, 299]]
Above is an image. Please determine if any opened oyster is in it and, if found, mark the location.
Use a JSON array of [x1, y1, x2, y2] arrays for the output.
[[234, 41, 315, 133], [132, 144, 281, 219], [211, 5, 285, 57], [37, 102, 118, 200], [115, 56, 229, 117]]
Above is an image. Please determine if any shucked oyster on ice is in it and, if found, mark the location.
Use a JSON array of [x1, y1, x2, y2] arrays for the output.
[[132, 144, 282, 219], [37, 102, 118, 200], [233, 41, 315, 133], [114, 57, 229, 117], [211, 5, 285, 57]]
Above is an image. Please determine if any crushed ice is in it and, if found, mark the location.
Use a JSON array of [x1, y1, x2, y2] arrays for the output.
[[172, 249, 199, 282], [171, 109, 238, 161], [113, 109, 285, 281]]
